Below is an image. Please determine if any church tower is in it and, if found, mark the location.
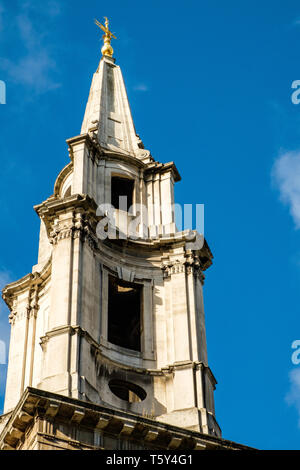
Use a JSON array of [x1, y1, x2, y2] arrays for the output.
[[0, 19, 245, 451]]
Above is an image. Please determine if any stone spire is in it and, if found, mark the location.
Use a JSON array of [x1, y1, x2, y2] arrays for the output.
[[81, 18, 143, 156], [1, 18, 223, 442]]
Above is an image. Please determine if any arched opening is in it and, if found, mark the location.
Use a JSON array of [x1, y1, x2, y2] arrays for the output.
[[109, 379, 147, 403]]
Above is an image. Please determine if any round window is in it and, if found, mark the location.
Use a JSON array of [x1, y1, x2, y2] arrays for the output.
[[108, 379, 147, 403]]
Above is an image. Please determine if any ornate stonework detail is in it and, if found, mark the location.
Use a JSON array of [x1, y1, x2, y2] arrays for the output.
[[49, 216, 98, 250], [9, 307, 30, 325], [49, 222, 73, 245], [0, 389, 250, 451], [29, 295, 39, 319], [135, 148, 153, 163], [184, 252, 206, 284], [161, 259, 185, 278], [161, 256, 205, 282]]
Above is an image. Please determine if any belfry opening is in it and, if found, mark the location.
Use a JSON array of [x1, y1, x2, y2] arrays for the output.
[[107, 275, 142, 352], [111, 176, 134, 212]]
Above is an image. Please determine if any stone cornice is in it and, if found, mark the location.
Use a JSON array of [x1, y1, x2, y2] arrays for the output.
[[2, 258, 52, 311], [95, 233, 213, 281], [33, 195, 213, 279], [34, 194, 99, 249], [66, 133, 95, 158], [66, 133, 145, 170], [101, 148, 146, 169], [66, 133, 181, 184], [103, 229, 212, 254], [53, 325, 215, 381], [34, 193, 97, 218], [0, 387, 254, 451], [144, 161, 181, 182]]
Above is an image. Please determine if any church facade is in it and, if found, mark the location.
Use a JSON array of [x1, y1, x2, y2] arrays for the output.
[[0, 19, 249, 451]]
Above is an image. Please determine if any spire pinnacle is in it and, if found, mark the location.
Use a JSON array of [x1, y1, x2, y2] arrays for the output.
[[94, 17, 117, 58]]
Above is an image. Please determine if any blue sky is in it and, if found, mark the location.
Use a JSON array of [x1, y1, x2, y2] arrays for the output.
[[1, 0, 300, 450]]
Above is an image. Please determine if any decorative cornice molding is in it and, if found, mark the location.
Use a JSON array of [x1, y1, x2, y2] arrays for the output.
[[66, 133, 96, 162], [160, 259, 185, 278], [40, 325, 76, 350], [49, 215, 98, 250], [35, 194, 99, 251], [160, 256, 205, 283], [144, 160, 181, 183], [2, 259, 51, 311], [0, 387, 254, 450]]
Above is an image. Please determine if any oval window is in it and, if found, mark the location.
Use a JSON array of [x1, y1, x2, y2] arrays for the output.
[[109, 379, 147, 403]]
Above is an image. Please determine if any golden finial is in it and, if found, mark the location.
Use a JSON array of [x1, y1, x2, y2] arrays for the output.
[[94, 17, 117, 58]]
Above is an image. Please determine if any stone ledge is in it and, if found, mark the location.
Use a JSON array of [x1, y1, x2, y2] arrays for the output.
[[0, 387, 255, 451]]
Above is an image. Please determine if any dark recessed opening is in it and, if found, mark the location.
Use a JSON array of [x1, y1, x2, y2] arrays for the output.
[[111, 176, 134, 212], [108, 275, 142, 351], [109, 379, 147, 403]]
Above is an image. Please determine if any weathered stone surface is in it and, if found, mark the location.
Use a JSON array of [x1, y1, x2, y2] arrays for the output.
[[0, 388, 253, 451], [0, 41, 242, 450]]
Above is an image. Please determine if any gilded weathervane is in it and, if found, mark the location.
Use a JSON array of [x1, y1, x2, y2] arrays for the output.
[[95, 17, 117, 58]]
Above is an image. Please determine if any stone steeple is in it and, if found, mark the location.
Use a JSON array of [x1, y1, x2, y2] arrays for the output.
[[1, 19, 222, 447], [81, 55, 144, 156]]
